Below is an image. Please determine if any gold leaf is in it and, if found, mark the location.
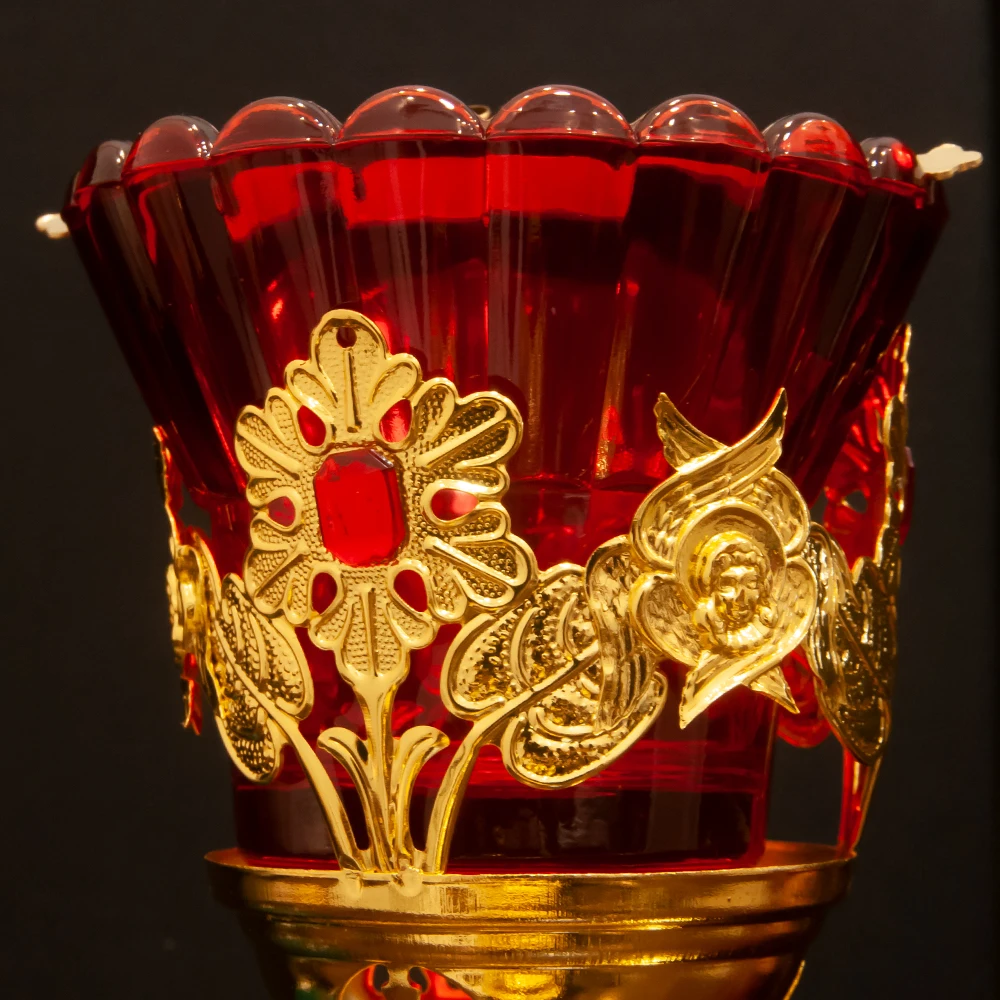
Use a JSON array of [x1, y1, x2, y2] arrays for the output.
[[207, 573, 313, 782], [803, 526, 893, 765]]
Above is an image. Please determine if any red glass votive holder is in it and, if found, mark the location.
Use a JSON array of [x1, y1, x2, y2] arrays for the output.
[[62, 85, 944, 873]]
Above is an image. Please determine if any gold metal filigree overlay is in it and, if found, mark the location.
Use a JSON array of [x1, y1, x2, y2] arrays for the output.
[[630, 392, 814, 728], [160, 307, 911, 874], [236, 311, 533, 641], [802, 333, 910, 766]]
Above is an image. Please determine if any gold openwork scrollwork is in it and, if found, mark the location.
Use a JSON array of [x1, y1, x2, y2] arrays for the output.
[[630, 391, 815, 728], [164, 309, 910, 874], [802, 331, 910, 767]]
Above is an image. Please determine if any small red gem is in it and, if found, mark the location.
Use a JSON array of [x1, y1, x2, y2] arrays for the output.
[[314, 448, 406, 566], [298, 406, 327, 446], [393, 569, 428, 612], [379, 399, 412, 442], [268, 495, 296, 526], [311, 572, 338, 613], [431, 487, 478, 520]]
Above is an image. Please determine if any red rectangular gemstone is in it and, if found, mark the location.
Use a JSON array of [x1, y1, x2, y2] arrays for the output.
[[314, 448, 406, 566]]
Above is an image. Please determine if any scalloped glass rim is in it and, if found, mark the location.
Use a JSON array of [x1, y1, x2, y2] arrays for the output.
[[68, 84, 922, 191]]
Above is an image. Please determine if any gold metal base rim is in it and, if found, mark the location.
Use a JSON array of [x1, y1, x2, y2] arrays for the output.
[[207, 840, 850, 922], [208, 841, 850, 999]]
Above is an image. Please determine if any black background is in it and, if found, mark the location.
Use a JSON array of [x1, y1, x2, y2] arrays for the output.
[[2, 1, 994, 997]]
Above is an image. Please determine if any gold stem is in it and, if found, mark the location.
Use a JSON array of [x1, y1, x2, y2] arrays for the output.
[[356, 684, 398, 870], [278, 718, 364, 869], [315, 726, 382, 869], [349, 584, 403, 869], [420, 642, 599, 873], [390, 727, 448, 864], [226, 657, 363, 870]]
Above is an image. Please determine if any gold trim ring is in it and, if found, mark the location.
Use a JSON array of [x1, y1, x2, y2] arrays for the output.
[[208, 841, 850, 1000]]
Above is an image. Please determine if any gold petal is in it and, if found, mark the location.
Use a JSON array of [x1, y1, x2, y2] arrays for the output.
[[409, 381, 521, 484], [236, 394, 307, 488], [244, 532, 312, 622], [385, 591, 437, 651], [286, 367, 338, 434], [423, 504, 533, 617], [306, 312, 420, 439]]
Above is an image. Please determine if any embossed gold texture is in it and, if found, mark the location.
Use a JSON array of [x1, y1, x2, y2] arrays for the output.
[[161, 307, 876, 877], [803, 332, 909, 767], [235, 310, 539, 872], [160, 427, 206, 734], [630, 391, 815, 727], [208, 841, 847, 1000]]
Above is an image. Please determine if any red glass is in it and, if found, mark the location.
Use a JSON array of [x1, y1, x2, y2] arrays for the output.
[[776, 327, 912, 751], [336, 87, 487, 391], [314, 449, 407, 566], [790, 138, 946, 501], [211, 97, 347, 384], [63, 139, 234, 499], [614, 95, 769, 468], [66, 87, 943, 873], [123, 116, 258, 480]]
